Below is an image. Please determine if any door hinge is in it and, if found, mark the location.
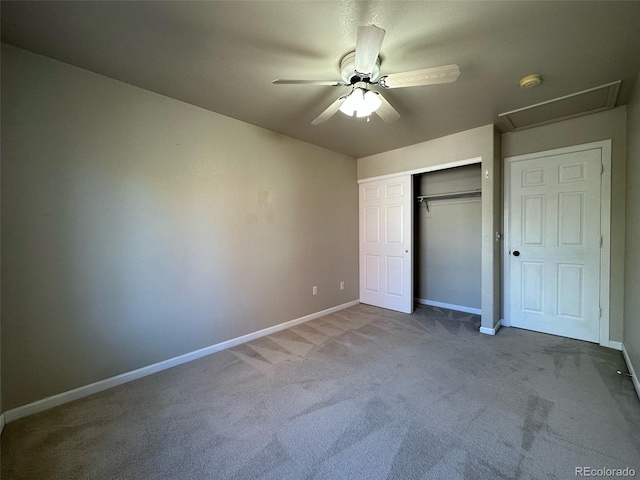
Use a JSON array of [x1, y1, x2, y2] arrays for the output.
[[600, 236, 603, 247], [601, 162, 605, 175]]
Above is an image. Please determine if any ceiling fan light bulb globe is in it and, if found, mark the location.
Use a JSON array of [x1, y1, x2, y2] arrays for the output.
[[339, 88, 382, 118], [363, 90, 382, 112], [339, 88, 365, 116], [339, 101, 355, 116]]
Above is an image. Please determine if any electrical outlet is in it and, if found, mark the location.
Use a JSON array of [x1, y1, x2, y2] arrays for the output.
[[340, 281, 345, 290], [313, 286, 318, 295]]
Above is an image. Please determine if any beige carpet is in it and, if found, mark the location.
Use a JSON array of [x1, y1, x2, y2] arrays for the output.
[[2, 304, 639, 479]]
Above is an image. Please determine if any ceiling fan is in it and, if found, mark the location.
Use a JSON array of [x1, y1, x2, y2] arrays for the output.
[[272, 25, 461, 125]]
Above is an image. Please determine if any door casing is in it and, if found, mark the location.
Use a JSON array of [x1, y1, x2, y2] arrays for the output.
[[503, 140, 612, 347]]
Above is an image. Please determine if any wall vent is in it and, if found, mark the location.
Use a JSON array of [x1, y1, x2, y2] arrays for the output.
[[499, 80, 621, 131]]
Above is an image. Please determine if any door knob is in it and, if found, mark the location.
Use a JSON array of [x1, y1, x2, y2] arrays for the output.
[[513, 250, 520, 257]]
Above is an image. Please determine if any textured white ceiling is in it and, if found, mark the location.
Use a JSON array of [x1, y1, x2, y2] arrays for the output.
[[2, 1, 640, 158]]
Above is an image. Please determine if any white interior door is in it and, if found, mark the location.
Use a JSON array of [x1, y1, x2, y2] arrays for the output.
[[359, 175, 413, 313], [507, 147, 603, 343]]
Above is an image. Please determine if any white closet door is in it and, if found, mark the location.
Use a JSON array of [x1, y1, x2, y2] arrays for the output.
[[359, 176, 413, 313]]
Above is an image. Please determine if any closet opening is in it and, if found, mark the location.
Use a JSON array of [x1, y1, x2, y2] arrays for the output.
[[413, 163, 482, 315]]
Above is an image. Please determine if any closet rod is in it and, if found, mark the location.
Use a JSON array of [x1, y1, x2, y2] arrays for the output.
[[417, 189, 482, 203]]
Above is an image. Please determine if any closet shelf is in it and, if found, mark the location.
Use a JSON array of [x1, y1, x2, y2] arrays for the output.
[[417, 189, 482, 203]]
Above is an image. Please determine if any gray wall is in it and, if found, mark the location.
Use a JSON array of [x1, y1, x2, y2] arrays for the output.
[[1, 45, 359, 411], [357, 124, 501, 331], [416, 165, 482, 309], [502, 106, 627, 343], [625, 74, 640, 376]]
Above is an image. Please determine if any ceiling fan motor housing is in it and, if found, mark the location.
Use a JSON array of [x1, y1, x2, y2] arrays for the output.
[[340, 51, 381, 84]]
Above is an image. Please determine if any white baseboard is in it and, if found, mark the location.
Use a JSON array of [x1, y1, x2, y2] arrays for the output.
[[3, 300, 360, 424], [622, 344, 640, 401], [607, 340, 622, 351], [415, 298, 481, 315], [480, 319, 502, 336], [0, 414, 5, 436]]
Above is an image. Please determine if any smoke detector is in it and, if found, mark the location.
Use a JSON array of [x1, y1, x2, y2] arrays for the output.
[[519, 74, 543, 89]]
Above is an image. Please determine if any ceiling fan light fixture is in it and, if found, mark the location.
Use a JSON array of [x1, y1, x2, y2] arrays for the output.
[[339, 88, 382, 118]]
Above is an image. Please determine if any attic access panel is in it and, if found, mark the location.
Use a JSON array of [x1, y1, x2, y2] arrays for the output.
[[499, 81, 621, 131]]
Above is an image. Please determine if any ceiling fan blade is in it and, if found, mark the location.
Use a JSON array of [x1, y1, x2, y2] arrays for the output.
[[354, 25, 385, 77], [375, 93, 400, 123], [311, 96, 347, 125], [379, 64, 460, 89], [272, 79, 346, 86]]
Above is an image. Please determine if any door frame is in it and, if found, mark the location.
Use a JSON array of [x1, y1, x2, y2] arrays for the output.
[[502, 140, 612, 347], [358, 156, 482, 314]]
